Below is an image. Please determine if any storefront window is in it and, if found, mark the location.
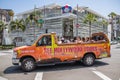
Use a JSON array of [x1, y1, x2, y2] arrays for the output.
[[63, 20, 73, 39]]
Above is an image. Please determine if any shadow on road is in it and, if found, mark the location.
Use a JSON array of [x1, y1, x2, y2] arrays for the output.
[[116, 46, 120, 49], [4, 60, 109, 74], [4, 66, 22, 74]]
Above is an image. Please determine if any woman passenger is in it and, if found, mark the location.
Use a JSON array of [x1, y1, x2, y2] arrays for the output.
[[77, 36, 83, 43]]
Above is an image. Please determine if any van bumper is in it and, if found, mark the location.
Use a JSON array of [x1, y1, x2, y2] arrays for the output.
[[12, 58, 20, 65]]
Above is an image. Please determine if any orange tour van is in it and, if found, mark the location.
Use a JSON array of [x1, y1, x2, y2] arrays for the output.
[[12, 32, 111, 71]]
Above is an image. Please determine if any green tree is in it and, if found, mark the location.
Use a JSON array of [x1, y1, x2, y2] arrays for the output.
[[101, 19, 108, 33], [24, 13, 41, 28], [108, 12, 116, 19], [24, 10, 43, 40], [29, 11, 43, 27], [0, 21, 7, 31], [8, 10, 14, 20], [8, 10, 14, 16], [0, 21, 7, 45], [10, 19, 26, 46], [24, 17, 31, 26], [28, 8, 43, 27], [83, 13, 97, 38], [10, 19, 26, 32]]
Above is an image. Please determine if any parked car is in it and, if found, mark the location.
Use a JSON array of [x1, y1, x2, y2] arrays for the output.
[[110, 41, 118, 45]]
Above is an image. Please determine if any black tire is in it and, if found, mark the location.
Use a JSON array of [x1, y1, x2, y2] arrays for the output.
[[82, 54, 95, 66], [21, 58, 36, 72]]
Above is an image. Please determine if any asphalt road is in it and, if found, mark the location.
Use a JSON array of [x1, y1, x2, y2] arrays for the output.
[[0, 45, 120, 80]]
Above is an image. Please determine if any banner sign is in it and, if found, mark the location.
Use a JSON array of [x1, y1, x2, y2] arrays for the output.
[[62, 5, 72, 13]]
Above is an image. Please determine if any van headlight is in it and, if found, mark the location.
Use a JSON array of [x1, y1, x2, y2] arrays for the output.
[[12, 51, 17, 58]]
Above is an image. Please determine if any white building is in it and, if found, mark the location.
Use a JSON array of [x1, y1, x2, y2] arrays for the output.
[[0, 9, 13, 45], [12, 3, 108, 46], [113, 15, 120, 40]]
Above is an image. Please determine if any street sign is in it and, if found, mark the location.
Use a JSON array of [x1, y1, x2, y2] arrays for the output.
[[38, 19, 44, 23], [76, 23, 80, 28]]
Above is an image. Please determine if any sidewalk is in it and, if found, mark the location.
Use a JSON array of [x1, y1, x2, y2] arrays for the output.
[[116, 43, 120, 48], [0, 49, 13, 56], [0, 49, 13, 53], [111, 43, 120, 49]]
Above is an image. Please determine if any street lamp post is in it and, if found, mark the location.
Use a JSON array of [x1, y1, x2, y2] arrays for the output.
[[34, 5, 36, 41], [76, 4, 79, 37], [33, 5, 39, 40], [76, 5, 88, 37], [43, 5, 47, 33]]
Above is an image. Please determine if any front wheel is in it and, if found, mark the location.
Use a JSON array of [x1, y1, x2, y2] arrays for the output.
[[21, 58, 36, 72], [82, 54, 95, 66]]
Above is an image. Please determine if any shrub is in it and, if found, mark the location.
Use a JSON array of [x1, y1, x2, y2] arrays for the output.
[[0, 45, 14, 50]]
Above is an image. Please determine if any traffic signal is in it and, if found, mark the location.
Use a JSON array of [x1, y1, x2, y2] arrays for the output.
[[30, 14, 34, 20]]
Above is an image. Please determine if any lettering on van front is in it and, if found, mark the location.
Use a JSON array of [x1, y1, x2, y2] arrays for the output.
[[21, 50, 35, 53]]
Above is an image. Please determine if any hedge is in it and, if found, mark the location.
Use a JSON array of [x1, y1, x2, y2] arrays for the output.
[[0, 45, 14, 50]]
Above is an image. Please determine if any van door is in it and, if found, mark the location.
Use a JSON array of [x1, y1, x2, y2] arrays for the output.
[[93, 34, 109, 58], [100, 36, 110, 58], [36, 35, 54, 63]]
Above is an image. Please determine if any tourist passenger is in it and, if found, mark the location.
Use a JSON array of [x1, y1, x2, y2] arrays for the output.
[[82, 37, 85, 42], [76, 36, 83, 43], [85, 37, 90, 42], [98, 36, 106, 42], [73, 37, 77, 42], [57, 36, 62, 44], [61, 37, 65, 43]]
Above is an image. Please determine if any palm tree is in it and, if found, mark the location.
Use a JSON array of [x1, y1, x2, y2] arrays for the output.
[[0, 21, 7, 45], [24, 10, 43, 40], [108, 12, 116, 40], [35, 11, 43, 27], [29, 11, 41, 26], [101, 19, 108, 34], [29, 8, 43, 26], [10, 19, 26, 32], [24, 17, 31, 26], [108, 12, 116, 19], [0, 21, 7, 31], [83, 13, 97, 38], [8, 10, 14, 21], [10, 19, 26, 46]]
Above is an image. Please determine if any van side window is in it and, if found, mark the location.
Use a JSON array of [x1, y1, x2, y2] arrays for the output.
[[37, 35, 51, 46], [92, 35, 106, 43]]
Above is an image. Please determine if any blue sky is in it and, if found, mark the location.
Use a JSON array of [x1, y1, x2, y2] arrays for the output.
[[0, 0, 120, 18]]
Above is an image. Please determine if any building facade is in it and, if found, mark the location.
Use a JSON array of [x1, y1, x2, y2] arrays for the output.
[[113, 15, 120, 40], [0, 9, 13, 45], [108, 14, 120, 41], [13, 3, 108, 46]]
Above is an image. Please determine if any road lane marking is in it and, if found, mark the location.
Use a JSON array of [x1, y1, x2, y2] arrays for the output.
[[34, 72, 43, 80], [0, 76, 8, 80], [89, 68, 96, 71], [93, 71, 112, 80], [0, 53, 7, 56]]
